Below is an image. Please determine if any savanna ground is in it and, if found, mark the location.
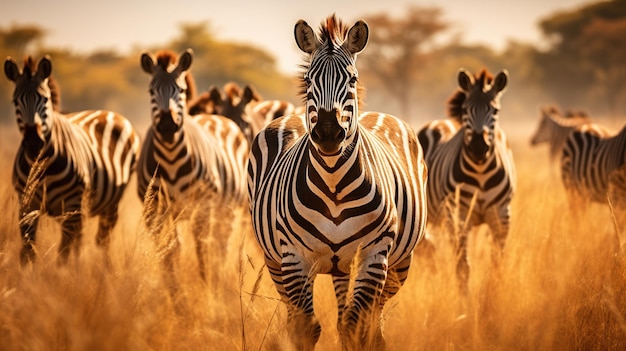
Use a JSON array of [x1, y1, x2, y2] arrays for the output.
[[0, 118, 625, 351]]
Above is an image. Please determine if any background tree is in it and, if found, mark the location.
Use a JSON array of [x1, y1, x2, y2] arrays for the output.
[[359, 6, 450, 120], [536, 0, 626, 117]]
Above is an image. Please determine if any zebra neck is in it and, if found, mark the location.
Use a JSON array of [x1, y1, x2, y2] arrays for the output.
[[307, 133, 360, 194]]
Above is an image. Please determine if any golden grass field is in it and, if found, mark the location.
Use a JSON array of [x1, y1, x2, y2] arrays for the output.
[[0, 120, 625, 351]]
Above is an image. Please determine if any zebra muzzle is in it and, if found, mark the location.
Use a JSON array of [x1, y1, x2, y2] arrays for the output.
[[22, 125, 45, 159], [311, 109, 345, 155]]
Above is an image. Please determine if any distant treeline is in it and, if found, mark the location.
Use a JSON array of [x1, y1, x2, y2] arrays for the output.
[[1, 0, 625, 129]]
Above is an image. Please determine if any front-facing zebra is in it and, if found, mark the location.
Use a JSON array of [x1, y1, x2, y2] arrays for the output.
[[4, 55, 140, 264], [417, 68, 516, 293], [137, 49, 249, 282], [248, 15, 427, 350]]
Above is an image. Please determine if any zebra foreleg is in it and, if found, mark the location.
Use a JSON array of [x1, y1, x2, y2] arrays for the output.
[[190, 201, 212, 282], [279, 252, 320, 351], [18, 213, 40, 265], [455, 230, 470, 295], [96, 208, 119, 250], [339, 247, 389, 351], [58, 210, 83, 264]]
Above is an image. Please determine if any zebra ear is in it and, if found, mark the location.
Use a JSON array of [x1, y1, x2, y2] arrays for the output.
[[140, 52, 155, 74], [177, 49, 193, 72], [294, 20, 318, 54], [37, 56, 52, 79], [208, 86, 223, 105], [458, 69, 474, 92], [343, 20, 369, 55], [241, 85, 259, 105], [4, 57, 20, 82], [491, 70, 508, 94]]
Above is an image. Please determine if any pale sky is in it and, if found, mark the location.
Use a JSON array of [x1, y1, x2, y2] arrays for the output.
[[1, 0, 592, 74]]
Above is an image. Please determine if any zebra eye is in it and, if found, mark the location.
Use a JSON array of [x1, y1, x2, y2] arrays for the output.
[[493, 108, 500, 115], [149, 89, 155, 95], [349, 76, 357, 85], [304, 77, 311, 86]]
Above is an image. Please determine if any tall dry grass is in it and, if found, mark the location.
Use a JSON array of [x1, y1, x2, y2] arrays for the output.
[[0, 122, 625, 351]]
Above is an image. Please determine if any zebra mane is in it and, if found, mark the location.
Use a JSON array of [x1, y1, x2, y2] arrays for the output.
[[22, 56, 62, 112], [447, 68, 494, 122], [297, 14, 366, 110], [154, 50, 197, 103]]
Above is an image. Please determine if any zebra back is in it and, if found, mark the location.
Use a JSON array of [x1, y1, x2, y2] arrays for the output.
[[561, 122, 626, 203]]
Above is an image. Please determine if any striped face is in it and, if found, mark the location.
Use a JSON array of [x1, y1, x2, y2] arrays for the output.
[[4, 56, 55, 156], [294, 19, 369, 158], [458, 69, 508, 163], [141, 49, 193, 143]]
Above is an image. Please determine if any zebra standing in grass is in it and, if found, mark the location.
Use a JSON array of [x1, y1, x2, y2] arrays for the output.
[[530, 105, 591, 161], [247, 15, 427, 350], [417, 68, 516, 293], [561, 122, 626, 206], [4, 55, 139, 264], [137, 49, 249, 281]]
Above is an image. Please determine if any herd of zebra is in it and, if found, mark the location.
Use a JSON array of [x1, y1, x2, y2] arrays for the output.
[[3, 14, 625, 351]]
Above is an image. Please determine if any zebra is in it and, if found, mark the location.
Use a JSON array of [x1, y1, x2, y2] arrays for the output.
[[561, 122, 626, 206], [530, 105, 591, 161], [4, 55, 140, 264], [416, 68, 516, 293], [244, 98, 301, 140], [247, 15, 427, 350], [188, 82, 262, 142], [137, 49, 249, 282]]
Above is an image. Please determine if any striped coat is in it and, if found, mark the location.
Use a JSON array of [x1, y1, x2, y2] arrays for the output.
[[248, 15, 427, 350], [530, 105, 591, 161], [4, 56, 139, 264], [417, 68, 516, 292], [137, 49, 249, 281]]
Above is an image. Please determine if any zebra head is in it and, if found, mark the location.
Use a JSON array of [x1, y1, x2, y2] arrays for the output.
[[4, 56, 58, 158], [295, 15, 368, 158], [457, 68, 508, 164], [141, 49, 193, 143], [530, 105, 560, 146]]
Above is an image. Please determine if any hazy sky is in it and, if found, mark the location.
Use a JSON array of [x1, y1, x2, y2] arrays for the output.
[[2, 0, 592, 74]]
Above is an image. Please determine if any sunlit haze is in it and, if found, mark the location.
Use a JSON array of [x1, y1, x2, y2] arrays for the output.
[[1, 0, 592, 74]]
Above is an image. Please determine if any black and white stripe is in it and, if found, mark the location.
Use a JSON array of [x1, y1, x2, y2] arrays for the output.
[[530, 105, 591, 161], [4, 55, 139, 264], [137, 49, 249, 281], [247, 15, 427, 350], [417, 68, 516, 292], [561, 122, 626, 205]]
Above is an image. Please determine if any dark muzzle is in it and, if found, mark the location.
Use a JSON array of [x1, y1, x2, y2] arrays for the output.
[[156, 111, 179, 142], [22, 125, 45, 159], [311, 109, 345, 155], [467, 131, 490, 162]]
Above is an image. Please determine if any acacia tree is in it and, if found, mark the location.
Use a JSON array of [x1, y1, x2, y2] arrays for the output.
[[578, 18, 626, 115], [359, 6, 449, 119], [537, 0, 626, 117]]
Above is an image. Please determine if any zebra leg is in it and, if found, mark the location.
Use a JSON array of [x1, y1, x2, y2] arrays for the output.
[[96, 207, 118, 249], [59, 210, 83, 263], [488, 205, 510, 267], [339, 244, 390, 350], [333, 275, 350, 331], [455, 229, 470, 295], [279, 252, 320, 351], [190, 200, 212, 282], [19, 213, 40, 265]]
